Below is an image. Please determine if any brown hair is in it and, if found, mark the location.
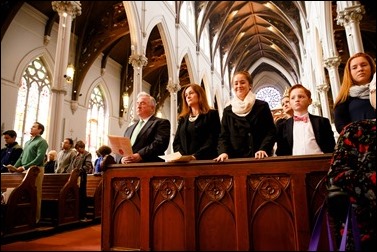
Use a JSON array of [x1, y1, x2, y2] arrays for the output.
[[97, 145, 112, 156], [178, 83, 211, 118], [334, 52, 376, 107], [34, 122, 45, 135], [75, 140, 85, 149], [232, 70, 253, 88]]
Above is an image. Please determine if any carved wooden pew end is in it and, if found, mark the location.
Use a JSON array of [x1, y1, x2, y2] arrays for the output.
[[1, 166, 39, 237]]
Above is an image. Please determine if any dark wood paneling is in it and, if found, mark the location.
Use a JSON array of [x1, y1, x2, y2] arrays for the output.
[[102, 154, 331, 251]]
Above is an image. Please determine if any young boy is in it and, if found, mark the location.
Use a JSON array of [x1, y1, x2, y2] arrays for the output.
[[275, 84, 335, 156]]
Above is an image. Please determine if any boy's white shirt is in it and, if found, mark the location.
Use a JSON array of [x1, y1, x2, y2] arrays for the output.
[[292, 113, 323, 155]]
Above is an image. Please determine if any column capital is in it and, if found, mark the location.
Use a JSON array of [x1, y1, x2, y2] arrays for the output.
[[324, 56, 342, 69], [337, 4, 365, 26], [316, 84, 330, 93], [70, 100, 78, 114], [166, 80, 181, 93], [51, 87, 68, 95], [128, 54, 148, 69], [52, 1, 82, 18], [311, 100, 321, 109]]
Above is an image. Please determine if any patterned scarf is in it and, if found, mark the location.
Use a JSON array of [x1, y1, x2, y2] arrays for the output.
[[231, 90, 256, 117]]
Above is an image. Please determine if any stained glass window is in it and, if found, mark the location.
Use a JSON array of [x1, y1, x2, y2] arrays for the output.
[[256, 86, 282, 110], [14, 57, 51, 147], [86, 86, 107, 160]]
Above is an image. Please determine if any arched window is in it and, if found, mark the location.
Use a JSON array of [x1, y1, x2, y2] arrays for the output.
[[256, 86, 282, 110], [86, 85, 107, 159], [14, 57, 51, 146], [200, 22, 210, 57], [180, 1, 195, 37]]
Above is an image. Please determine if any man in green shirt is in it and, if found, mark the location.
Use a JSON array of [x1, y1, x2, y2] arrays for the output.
[[8, 122, 48, 223]]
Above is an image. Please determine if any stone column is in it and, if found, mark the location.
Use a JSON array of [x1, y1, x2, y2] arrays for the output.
[[50, 1, 81, 151], [166, 79, 181, 154], [316, 84, 331, 121], [337, 3, 365, 55], [324, 56, 342, 103], [129, 45, 148, 123]]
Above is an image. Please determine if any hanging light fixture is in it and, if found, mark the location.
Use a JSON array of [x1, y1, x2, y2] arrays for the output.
[[65, 17, 76, 83], [122, 92, 129, 111], [65, 63, 75, 83]]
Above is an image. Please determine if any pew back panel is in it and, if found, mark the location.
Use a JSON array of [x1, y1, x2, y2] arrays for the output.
[[41, 169, 80, 226], [86, 174, 102, 220]]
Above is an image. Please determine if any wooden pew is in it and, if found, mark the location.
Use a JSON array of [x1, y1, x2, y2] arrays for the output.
[[1, 166, 39, 237], [101, 154, 332, 251], [40, 169, 80, 226], [86, 174, 103, 220]]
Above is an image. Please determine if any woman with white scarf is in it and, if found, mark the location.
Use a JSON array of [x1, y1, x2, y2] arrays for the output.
[[334, 52, 376, 134], [214, 71, 276, 162]]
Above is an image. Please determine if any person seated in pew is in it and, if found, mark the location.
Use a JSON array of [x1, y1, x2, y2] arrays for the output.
[[44, 150, 57, 173], [95, 145, 114, 173], [275, 84, 335, 156], [68, 140, 93, 222], [55, 137, 77, 173]]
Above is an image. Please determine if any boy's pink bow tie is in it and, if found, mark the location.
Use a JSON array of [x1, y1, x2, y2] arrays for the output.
[[293, 115, 308, 123]]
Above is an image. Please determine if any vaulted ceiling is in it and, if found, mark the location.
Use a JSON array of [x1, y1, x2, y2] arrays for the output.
[[1, 1, 376, 112]]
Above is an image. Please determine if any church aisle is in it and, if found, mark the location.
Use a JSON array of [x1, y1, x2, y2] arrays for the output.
[[1, 224, 101, 251]]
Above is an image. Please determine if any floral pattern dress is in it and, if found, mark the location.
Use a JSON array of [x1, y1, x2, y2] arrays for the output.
[[327, 119, 376, 251]]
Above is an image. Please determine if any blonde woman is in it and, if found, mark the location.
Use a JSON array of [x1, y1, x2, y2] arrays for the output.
[[334, 52, 376, 133], [44, 150, 57, 173]]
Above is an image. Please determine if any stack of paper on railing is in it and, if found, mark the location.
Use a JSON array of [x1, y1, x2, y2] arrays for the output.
[[158, 152, 194, 162]]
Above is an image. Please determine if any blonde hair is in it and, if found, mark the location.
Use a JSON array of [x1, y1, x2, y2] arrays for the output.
[[47, 150, 57, 161], [334, 52, 376, 107]]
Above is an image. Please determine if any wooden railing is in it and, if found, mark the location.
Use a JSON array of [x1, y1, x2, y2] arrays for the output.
[[101, 154, 332, 251]]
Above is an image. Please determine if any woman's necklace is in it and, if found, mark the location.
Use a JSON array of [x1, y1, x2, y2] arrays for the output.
[[189, 113, 199, 122]]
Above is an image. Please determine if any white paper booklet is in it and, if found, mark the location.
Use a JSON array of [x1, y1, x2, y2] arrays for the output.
[[108, 135, 133, 156]]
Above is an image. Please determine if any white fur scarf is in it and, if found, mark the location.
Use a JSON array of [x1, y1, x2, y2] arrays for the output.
[[231, 90, 256, 116]]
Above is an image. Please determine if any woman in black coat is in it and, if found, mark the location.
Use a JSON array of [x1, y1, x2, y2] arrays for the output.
[[214, 71, 276, 162], [173, 83, 221, 160]]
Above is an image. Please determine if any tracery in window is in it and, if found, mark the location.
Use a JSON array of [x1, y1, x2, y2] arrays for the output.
[[256, 86, 282, 110], [180, 1, 195, 37], [86, 86, 107, 159], [200, 22, 210, 56], [14, 57, 51, 146]]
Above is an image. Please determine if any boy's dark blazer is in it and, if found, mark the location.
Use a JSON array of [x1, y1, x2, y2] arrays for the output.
[[275, 114, 335, 156]]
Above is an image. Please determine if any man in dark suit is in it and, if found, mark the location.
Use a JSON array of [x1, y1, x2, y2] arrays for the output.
[[120, 92, 171, 163]]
